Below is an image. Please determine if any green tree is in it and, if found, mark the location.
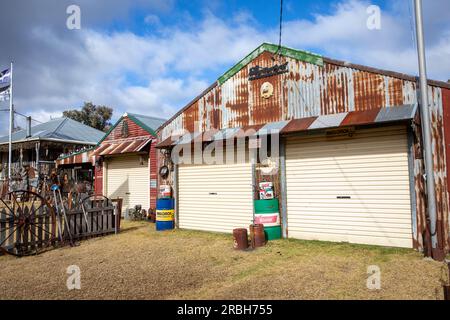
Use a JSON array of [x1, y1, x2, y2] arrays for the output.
[[63, 102, 113, 132]]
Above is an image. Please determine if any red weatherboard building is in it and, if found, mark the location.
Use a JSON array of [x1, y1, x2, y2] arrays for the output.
[[57, 113, 165, 212], [93, 113, 165, 211]]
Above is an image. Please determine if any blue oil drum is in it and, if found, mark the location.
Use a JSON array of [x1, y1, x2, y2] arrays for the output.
[[156, 198, 175, 231], [156, 198, 175, 210]]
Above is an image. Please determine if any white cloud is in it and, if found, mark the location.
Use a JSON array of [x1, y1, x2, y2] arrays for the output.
[[282, 0, 450, 80]]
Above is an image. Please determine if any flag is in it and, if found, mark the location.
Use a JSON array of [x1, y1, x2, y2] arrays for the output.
[[0, 69, 10, 85], [0, 85, 10, 101]]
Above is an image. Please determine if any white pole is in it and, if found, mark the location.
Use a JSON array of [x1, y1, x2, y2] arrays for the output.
[[414, 0, 438, 251], [8, 62, 13, 190]]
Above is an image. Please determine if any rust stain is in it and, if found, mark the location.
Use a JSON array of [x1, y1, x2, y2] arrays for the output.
[[413, 121, 428, 252], [352, 71, 385, 111], [221, 64, 249, 128], [442, 88, 450, 211], [319, 63, 352, 115], [281, 117, 317, 134], [388, 78, 404, 106], [340, 108, 380, 127], [248, 51, 285, 125], [413, 86, 450, 255], [429, 86, 450, 253], [214, 86, 222, 130], [165, 51, 425, 136], [183, 101, 199, 133]]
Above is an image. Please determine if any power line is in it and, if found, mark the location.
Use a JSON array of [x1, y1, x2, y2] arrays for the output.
[[13, 110, 44, 124], [408, 0, 418, 56], [277, 0, 284, 54], [2, 108, 44, 124]]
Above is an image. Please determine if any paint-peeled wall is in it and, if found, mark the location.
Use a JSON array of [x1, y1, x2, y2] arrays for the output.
[[161, 49, 423, 140]]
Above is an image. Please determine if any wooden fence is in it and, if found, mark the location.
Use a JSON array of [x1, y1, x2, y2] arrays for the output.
[[0, 196, 121, 256], [66, 197, 119, 240], [0, 202, 55, 255], [0, 180, 8, 199]]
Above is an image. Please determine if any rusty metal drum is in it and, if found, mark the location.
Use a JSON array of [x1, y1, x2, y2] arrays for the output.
[[233, 228, 248, 250], [249, 224, 266, 248]]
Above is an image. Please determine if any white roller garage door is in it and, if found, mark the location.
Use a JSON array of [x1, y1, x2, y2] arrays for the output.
[[178, 163, 253, 233], [286, 125, 413, 248], [105, 155, 149, 212]]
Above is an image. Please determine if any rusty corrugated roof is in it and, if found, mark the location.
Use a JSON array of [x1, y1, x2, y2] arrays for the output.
[[281, 104, 417, 134], [92, 138, 152, 156], [156, 104, 417, 148]]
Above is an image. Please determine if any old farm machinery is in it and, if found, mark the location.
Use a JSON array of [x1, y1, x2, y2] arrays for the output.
[[0, 189, 120, 257], [0, 190, 58, 256]]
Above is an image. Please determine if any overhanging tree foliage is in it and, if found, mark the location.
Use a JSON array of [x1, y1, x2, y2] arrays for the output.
[[63, 102, 113, 132]]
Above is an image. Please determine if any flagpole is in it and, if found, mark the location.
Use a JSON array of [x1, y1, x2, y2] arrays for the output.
[[8, 62, 13, 190]]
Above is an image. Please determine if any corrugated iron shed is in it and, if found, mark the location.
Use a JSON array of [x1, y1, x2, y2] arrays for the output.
[[156, 42, 450, 256]]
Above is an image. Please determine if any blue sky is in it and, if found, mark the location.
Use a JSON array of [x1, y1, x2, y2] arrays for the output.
[[101, 0, 393, 86], [0, 0, 449, 134]]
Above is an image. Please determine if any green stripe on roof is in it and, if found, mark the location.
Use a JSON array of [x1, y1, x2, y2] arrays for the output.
[[217, 43, 323, 86]]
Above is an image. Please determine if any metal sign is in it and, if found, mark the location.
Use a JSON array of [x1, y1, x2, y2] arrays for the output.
[[249, 62, 288, 81], [260, 82, 274, 99], [325, 127, 355, 139]]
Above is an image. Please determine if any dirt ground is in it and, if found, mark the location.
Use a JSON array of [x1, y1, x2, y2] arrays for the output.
[[0, 220, 447, 300]]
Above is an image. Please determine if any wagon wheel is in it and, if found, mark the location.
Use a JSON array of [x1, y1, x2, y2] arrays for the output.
[[0, 190, 57, 257]]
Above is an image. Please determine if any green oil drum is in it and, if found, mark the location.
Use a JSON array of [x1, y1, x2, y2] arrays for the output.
[[254, 199, 279, 213], [264, 225, 282, 240], [254, 199, 281, 240]]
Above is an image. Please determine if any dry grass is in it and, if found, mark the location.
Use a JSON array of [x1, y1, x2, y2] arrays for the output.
[[0, 220, 447, 300]]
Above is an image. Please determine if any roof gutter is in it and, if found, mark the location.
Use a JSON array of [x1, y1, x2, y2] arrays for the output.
[[0, 137, 98, 147]]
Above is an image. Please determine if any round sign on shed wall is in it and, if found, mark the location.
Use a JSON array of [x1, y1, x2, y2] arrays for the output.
[[260, 82, 274, 99]]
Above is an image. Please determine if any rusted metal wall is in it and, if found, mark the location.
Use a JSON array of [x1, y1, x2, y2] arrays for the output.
[[429, 86, 449, 255], [158, 47, 450, 254], [160, 51, 422, 140], [412, 86, 450, 255], [284, 60, 417, 117], [440, 87, 450, 251]]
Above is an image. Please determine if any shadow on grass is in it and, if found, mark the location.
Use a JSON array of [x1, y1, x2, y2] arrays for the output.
[[118, 226, 142, 234]]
